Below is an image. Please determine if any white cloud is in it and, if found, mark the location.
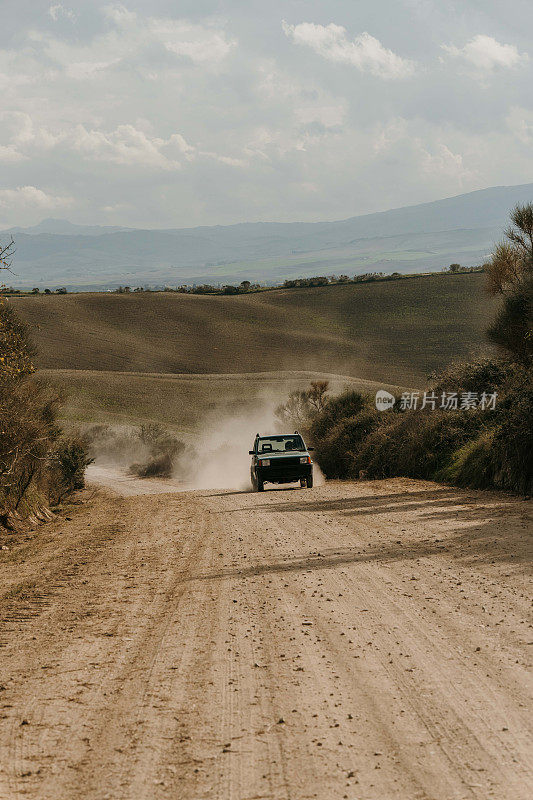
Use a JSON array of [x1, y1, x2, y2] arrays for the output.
[[0, 145, 26, 162], [150, 20, 236, 64], [102, 5, 236, 65], [506, 106, 533, 144], [442, 35, 528, 72], [0, 185, 72, 210], [6, 113, 62, 149], [0, 114, 244, 172], [282, 21, 415, 79], [256, 62, 346, 129], [0, 3, 531, 228], [420, 143, 471, 182], [368, 117, 477, 189], [48, 4, 75, 22], [68, 124, 245, 169], [66, 59, 119, 80], [102, 4, 137, 25], [67, 124, 177, 168]]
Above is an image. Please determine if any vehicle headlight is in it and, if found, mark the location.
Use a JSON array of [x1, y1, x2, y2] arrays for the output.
[[259, 458, 270, 466], [300, 456, 311, 464]]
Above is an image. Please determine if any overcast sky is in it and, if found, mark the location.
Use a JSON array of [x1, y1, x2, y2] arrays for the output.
[[0, 0, 532, 228]]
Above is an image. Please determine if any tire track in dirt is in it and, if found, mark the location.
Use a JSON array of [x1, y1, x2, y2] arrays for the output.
[[193, 481, 532, 799], [0, 477, 530, 800], [267, 508, 531, 796]]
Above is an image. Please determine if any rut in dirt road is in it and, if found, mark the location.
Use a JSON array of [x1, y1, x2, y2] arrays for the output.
[[0, 478, 531, 800]]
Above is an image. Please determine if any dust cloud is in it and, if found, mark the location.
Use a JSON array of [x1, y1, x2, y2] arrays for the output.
[[186, 399, 324, 491], [84, 398, 325, 493], [84, 425, 153, 469]]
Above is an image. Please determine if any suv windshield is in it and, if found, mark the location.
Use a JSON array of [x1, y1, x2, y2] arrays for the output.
[[256, 435, 305, 453]]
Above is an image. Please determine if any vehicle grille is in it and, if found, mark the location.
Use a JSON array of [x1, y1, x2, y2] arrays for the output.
[[272, 456, 302, 467], [259, 456, 310, 481]]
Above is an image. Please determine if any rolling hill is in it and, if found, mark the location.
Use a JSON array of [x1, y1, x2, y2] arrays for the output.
[[11, 272, 498, 433], [5, 183, 532, 289], [14, 272, 496, 383]]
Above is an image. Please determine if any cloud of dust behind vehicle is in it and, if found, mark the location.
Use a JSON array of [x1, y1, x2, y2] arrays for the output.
[[83, 423, 190, 480], [187, 398, 325, 491], [84, 424, 152, 468]]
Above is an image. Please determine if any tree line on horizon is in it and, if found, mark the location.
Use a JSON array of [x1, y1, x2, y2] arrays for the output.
[[2, 264, 483, 297]]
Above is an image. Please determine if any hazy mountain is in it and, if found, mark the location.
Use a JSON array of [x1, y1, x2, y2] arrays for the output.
[[6, 218, 132, 237], [4, 183, 532, 289]]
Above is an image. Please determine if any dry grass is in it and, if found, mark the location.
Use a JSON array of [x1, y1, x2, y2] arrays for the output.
[[11, 274, 498, 435], [12, 273, 497, 387], [42, 369, 401, 435]]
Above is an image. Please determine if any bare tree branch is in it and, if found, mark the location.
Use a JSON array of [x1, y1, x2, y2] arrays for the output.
[[0, 236, 15, 274]]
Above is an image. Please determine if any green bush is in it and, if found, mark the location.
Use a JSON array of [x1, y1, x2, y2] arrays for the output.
[[430, 358, 515, 395], [312, 409, 380, 478], [352, 409, 484, 480], [310, 390, 365, 440], [487, 277, 533, 365], [299, 358, 532, 495], [437, 374, 532, 495], [486, 368, 532, 494], [437, 430, 495, 490]]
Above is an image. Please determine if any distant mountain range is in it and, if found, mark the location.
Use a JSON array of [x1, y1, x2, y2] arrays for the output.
[[3, 183, 532, 290], [7, 219, 132, 237]]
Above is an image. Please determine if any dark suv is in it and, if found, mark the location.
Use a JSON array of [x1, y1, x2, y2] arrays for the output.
[[249, 432, 314, 491]]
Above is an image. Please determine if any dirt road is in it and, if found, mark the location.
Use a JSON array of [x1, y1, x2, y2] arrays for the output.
[[0, 477, 531, 800]]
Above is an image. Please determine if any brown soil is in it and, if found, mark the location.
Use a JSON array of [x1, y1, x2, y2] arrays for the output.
[[0, 476, 531, 799], [12, 274, 496, 386]]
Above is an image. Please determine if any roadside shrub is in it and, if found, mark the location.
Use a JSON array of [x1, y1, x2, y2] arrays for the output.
[[129, 452, 174, 478], [83, 424, 147, 465], [310, 390, 365, 440], [312, 409, 380, 478], [430, 358, 515, 395], [275, 381, 330, 431], [437, 370, 532, 495], [0, 299, 90, 524], [483, 367, 532, 494], [0, 301, 58, 519], [354, 409, 485, 481], [484, 203, 533, 363], [290, 353, 531, 494], [0, 377, 61, 515], [487, 277, 533, 365], [48, 437, 93, 504], [131, 424, 186, 477], [437, 430, 496, 490], [84, 422, 186, 479], [0, 298, 35, 384]]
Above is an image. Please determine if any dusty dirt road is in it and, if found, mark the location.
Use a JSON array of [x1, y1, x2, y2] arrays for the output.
[[0, 476, 531, 800]]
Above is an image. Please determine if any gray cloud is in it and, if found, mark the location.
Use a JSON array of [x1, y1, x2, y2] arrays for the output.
[[0, 0, 531, 228]]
